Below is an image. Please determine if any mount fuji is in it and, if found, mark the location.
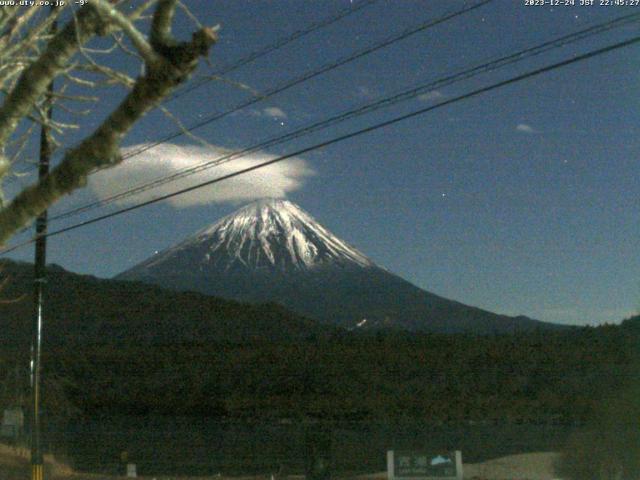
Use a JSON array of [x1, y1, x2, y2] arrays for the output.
[[116, 199, 559, 334]]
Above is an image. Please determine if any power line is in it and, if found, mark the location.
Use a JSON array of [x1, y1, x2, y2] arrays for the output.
[[1, 0, 378, 182], [119, 0, 495, 161], [49, 0, 494, 221], [6, 0, 489, 193], [5, 0, 494, 191], [2, 32, 638, 255], [166, 0, 379, 103], [48, 10, 640, 223]]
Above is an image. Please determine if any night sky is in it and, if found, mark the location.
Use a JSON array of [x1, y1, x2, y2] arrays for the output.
[[3, 0, 640, 326]]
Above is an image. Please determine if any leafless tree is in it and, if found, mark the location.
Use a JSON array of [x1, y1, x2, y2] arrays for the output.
[[0, 0, 217, 245]]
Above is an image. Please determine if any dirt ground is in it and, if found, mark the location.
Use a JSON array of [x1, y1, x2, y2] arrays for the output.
[[0, 444, 563, 480], [463, 452, 562, 480]]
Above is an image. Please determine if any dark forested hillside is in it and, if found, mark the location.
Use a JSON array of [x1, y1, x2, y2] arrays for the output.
[[116, 199, 562, 334], [0, 259, 637, 427], [0, 260, 336, 350], [49, 322, 636, 423]]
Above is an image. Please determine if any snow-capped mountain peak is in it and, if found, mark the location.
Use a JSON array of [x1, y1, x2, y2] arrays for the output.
[[117, 199, 560, 334], [134, 198, 374, 274]]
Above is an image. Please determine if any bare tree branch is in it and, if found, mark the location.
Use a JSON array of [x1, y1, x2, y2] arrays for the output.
[[111, 32, 144, 61], [150, 0, 177, 51], [177, 0, 204, 29], [128, 0, 159, 21], [90, 0, 159, 65], [0, 6, 109, 151], [158, 104, 216, 150], [0, 7, 64, 63], [0, 7, 218, 244]]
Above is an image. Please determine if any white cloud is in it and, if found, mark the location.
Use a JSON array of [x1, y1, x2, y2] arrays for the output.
[[417, 90, 445, 102], [87, 143, 315, 208], [516, 123, 537, 134], [263, 107, 288, 119]]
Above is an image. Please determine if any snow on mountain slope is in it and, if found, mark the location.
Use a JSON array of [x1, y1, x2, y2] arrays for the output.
[[117, 199, 562, 334], [126, 199, 374, 275]]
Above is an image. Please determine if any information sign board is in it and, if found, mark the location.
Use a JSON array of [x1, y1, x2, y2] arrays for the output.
[[387, 450, 462, 480], [126, 463, 137, 478], [2, 408, 23, 428], [1, 408, 23, 439]]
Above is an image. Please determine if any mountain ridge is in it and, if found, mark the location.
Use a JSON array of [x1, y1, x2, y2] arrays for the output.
[[124, 199, 374, 276], [117, 199, 564, 334], [0, 259, 337, 348]]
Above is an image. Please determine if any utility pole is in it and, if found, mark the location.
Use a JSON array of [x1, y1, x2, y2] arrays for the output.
[[31, 8, 56, 480], [30, 87, 52, 480]]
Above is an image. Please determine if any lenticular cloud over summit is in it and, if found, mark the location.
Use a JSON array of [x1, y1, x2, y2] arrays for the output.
[[88, 143, 315, 208]]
